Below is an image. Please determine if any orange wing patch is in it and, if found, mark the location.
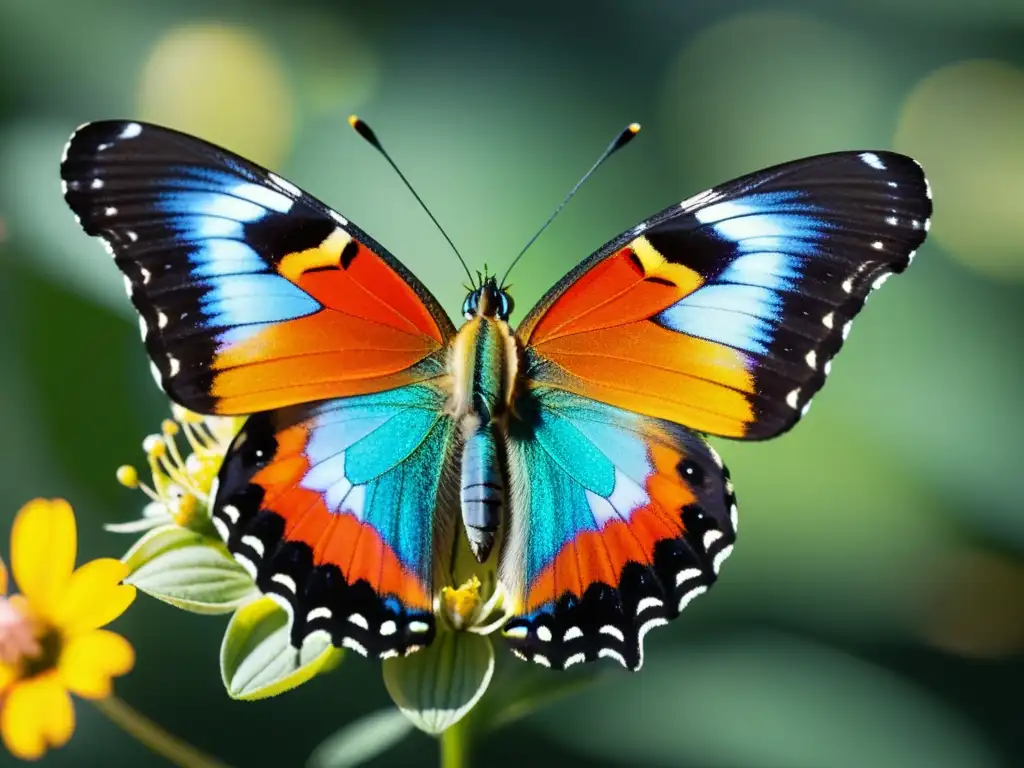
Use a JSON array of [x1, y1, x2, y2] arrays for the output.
[[249, 423, 431, 610], [520, 241, 758, 437]]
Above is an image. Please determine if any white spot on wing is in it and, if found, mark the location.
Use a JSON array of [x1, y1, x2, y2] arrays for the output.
[[636, 597, 663, 615], [271, 573, 296, 593], [104, 206, 117, 217], [680, 188, 721, 211], [597, 648, 628, 668], [859, 152, 885, 170], [678, 585, 708, 612], [504, 626, 528, 640], [872, 272, 892, 290], [564, 652, 587, 668], [211, 516, 229, 541], [842, 321, 853, 340], [222, 504, 240, 524], [841, 277, 854, 294], [409, 621, 430, 634], [805, 350, 817, 369], [168, 356, 181, 377], [871, 240, 884, 251], [822, 312, 834, 329], [90, 178, 104, 190], [329, 210, 349, 227], [241, 535, 265, 558], [149, 361, 163, 388], [268, 172, 302, 197], [730, 503, 739, 531], [138, 316, 147, 341], [713, 544, 734, 574], [536, 626, 552, 642], [532, 654, 551, 668], [563, 626, 584, 642], [307, 606, 332, 623], [786, 388, 801, 409], [380, 620, 397, 636], [675, 568, 703, 587], [599, 625, 625, 642], [342, 637, 368, 656], [348, 613, 369, 630], [703, 529, 723, 551]]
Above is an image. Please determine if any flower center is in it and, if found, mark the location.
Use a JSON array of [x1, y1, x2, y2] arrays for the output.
[[20, 627, 62, 679], [440, 576, 483, 631]]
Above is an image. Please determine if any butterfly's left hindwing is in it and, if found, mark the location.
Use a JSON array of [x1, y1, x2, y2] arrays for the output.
[[212, 384, 456, 658], [501, 388, 736, 670], [518, 151, 932, 439], [61, 121, 454, 415]]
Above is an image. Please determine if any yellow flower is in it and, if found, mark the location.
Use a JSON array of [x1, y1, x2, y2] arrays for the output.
[[0, 499, 136, 760], [112, 405, 244, 534]]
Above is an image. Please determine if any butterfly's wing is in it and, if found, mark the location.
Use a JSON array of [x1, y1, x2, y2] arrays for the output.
[[500, 387, 736, 670], [213, 383, 456, 657], [516, 151, 932, 439], [61, 121, 455, 415]]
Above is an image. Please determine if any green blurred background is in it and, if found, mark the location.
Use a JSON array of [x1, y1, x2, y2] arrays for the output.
[[1, 0, 1022, 766]]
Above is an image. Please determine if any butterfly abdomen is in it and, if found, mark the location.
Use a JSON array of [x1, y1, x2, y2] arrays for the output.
[[448, 313, 519, 562], [460, 424, 504, 561]]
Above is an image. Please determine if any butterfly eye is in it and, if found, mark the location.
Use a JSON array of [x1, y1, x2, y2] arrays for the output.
[[498, 292, 514, 320], [462, 293, 475, 319]]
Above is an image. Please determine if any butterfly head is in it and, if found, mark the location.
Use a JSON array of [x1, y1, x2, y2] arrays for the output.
[[463, 276, 514, 321]]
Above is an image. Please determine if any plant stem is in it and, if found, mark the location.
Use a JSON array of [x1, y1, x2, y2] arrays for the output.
[[439, 720, 469, 768], [93, 695, 233, 768]]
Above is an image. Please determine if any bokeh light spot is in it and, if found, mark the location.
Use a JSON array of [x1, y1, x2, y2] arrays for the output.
[[896, 59, 1024, 282], [661, 11, 890, 184], [137, 23, 294, 169]]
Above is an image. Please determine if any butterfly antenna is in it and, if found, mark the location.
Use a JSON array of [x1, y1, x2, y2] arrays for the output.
[[500, 122, 641, 287], [349, 115, 475, 286]]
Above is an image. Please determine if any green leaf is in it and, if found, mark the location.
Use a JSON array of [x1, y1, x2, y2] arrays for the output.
[[221, 595, 343, 701], [383, 630, 494, 735], [122, 524, 258, 615], [306, 709, 414, 768], [532, 633, 1002, 768]]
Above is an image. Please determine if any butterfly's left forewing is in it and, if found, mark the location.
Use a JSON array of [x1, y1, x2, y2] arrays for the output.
[[213, 383, 457, 657]]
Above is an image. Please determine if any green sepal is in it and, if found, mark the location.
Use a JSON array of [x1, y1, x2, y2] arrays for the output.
[[221, 595, 343, 701], [383, 630, 494, 735], [122, 524, 258, 614]]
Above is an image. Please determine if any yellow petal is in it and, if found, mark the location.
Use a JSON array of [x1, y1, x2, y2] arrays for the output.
[[58, 629, 135, 700], [11, 499, 77, 616], [50, 559, 135, 634], [0, 663, 17, 696], [0, 555, 8, 596], [0, 672, 75, 760]]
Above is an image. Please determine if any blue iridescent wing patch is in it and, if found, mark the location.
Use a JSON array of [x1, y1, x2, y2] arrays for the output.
[[212, 383, 456, 658], [500, 387, 737, 670]]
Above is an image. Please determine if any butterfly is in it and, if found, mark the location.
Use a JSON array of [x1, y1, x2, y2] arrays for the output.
[[61, 119, 931, 671]]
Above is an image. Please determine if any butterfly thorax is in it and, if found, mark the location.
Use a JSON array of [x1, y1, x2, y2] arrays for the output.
[[447, 292, 520, 563]]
